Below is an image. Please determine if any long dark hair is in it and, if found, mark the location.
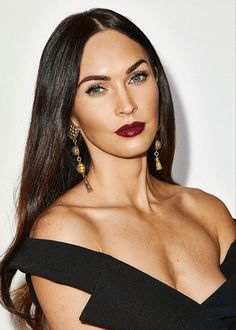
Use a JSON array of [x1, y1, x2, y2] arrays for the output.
[[0, 7, 177, 329]]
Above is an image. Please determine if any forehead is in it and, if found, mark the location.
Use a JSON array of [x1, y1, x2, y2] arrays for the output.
[[79, 30, 148, 74]]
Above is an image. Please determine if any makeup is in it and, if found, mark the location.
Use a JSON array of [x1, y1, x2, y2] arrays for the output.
[[114, 121, 145, 137], [85, 70, 149, 96]]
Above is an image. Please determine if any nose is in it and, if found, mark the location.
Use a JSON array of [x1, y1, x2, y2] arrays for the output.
[[115, 86, 137, 116]]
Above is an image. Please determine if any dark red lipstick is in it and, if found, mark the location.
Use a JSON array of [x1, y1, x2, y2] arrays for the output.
[[114, 121, 145, 137]]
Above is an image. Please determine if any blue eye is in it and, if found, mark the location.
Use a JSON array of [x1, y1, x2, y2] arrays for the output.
[[130, 71, 149, 84], [85, 70, 149, 96], [86, 84, 105, 96]]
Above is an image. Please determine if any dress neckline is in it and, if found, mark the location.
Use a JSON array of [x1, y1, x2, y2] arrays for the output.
[[26, 237, 236, 306]]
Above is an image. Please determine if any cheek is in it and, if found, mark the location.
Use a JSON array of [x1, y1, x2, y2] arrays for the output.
[[142, 82, 159, 117], [142, 82, 159, 135], [73, 96, 111, 136], [73, 80, 159, 135]]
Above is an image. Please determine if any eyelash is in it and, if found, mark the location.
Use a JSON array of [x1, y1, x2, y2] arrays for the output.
[[85, 70, 149, 96]]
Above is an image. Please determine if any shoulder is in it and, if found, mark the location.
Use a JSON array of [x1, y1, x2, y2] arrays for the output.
[[30, 203, 102, 252], [171, 185, 236, 249], [29, 204, 104, 329], [172, 185, 231, 214]]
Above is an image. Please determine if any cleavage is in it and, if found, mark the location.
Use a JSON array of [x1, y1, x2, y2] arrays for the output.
[[100, 236, 227, 304]]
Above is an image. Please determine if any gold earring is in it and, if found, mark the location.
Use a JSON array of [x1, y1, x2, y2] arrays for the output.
[[154, 139, 163, 170], [67, 121, 93, 193]]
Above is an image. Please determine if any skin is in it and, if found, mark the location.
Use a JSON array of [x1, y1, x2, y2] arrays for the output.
[[30, 30, 236, 329], [70, 29, 159, 210]]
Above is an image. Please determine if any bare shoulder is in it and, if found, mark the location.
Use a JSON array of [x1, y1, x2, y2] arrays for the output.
[[30, 201, 102, 251], [170, 185, 236, 249], [29, 201, 104, 329]]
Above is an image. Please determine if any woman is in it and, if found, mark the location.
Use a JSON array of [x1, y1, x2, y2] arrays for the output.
[[0, 7, 235, 330]]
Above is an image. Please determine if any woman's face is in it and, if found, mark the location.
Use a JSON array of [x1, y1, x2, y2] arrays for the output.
[[72, 29, 159, 159]]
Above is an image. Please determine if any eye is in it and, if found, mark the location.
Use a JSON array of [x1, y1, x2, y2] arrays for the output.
[[130, 70, 149, 85], [85, 84, 106, 97], [85, 70, 149, 97]]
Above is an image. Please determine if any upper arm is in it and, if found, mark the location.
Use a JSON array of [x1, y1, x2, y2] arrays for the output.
[[206, 192, 236, 250], [31, 275, 102, 330], [30, 207, 103, 330], [186, 188, 236, 260], [196, 189, 235, 240]]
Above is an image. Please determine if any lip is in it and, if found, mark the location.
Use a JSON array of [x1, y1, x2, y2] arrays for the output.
[[114, 121, 145, 137]]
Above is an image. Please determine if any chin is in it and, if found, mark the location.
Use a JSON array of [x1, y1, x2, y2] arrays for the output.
[[113, 143, 152, 159]]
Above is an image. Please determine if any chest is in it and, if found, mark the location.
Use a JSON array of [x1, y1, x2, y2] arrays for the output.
[[87, 207, 224, 303]]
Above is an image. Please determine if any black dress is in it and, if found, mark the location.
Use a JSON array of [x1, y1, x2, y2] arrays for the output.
[[7, 224, 236, 329]]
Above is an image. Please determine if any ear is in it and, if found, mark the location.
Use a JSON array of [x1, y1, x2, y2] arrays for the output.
[[70, 113, 80, 127]]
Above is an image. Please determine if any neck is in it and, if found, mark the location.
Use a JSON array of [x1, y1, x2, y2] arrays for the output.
[[86, 151, 158, 213]]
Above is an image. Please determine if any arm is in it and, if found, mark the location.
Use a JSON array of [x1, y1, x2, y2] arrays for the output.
[[184, 188, 236, 263], [30, 206, 104, 330], [31, 276, 102, 330]]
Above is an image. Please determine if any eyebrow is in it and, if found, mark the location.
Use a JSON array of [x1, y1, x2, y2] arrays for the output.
[[77, 59, 148, 88]]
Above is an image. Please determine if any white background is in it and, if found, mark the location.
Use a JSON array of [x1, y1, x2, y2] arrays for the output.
[[0, 1, 235, 328]]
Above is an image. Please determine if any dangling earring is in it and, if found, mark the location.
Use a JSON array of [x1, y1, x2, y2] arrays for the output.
[[67, 121, 93, 193], [154, 138, 163, 170]]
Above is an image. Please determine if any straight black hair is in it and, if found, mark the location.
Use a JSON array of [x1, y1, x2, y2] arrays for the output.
[[0, 7, 177, 329]]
